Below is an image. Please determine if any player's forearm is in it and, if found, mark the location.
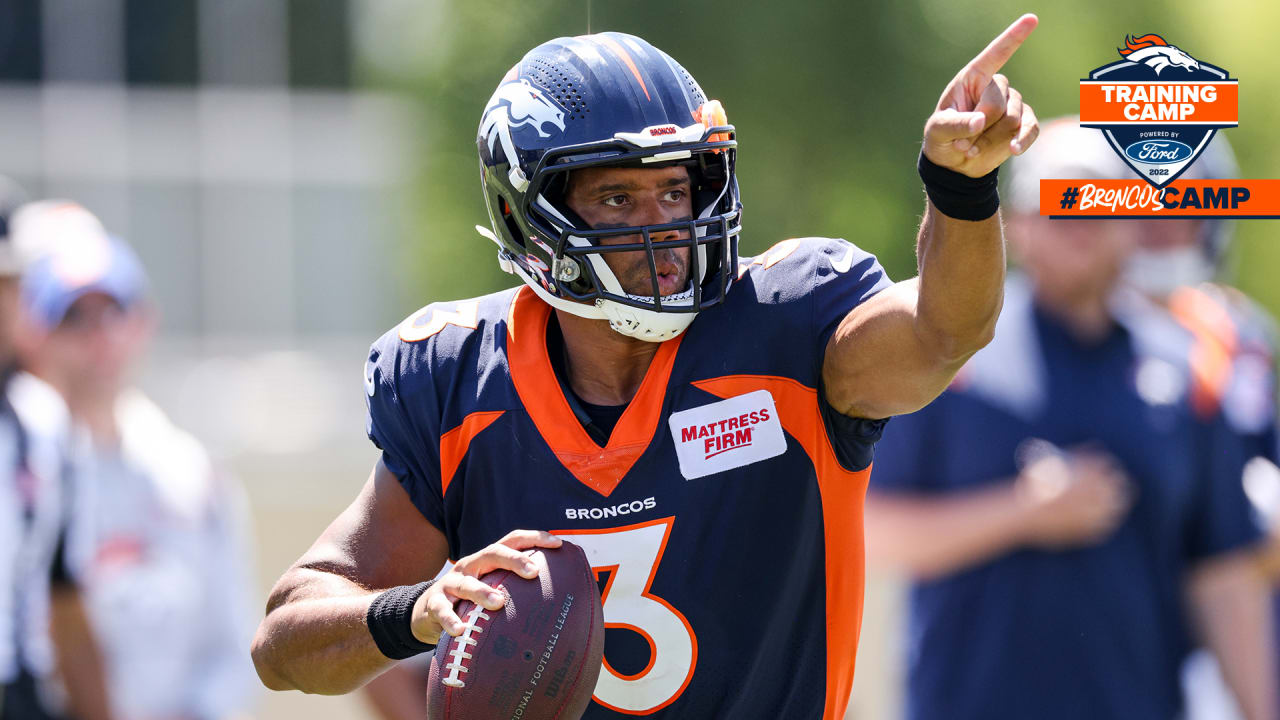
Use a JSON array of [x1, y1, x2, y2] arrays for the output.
[[251, 570, 394, 695], [864, 484, 1029, 580], [912, 202, 1005, 364], [1187, 550, 1278, 720]]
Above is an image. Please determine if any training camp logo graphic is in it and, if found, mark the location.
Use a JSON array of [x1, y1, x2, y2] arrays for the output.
[[1080, 33, 1237, 188], [1040, 32, 1280, 219]]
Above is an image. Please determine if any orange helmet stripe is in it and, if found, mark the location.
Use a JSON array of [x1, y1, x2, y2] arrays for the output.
[[593, 35, 652, 102]]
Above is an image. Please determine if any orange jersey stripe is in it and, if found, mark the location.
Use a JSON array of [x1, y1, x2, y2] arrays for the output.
[[506, 287, 681, 496], [693, 374, 870, 720], [439, 410, 505, 495], [594, 35, 652, 102]]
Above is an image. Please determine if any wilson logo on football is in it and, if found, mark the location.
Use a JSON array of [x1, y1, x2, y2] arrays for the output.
[[1079, 33, 1238, 187]]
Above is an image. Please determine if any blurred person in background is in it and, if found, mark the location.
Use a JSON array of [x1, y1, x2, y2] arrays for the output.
[[13, 202, 258, 720], [864, 118, 1276, 720], [1112, 139, 1280, 720], [1, 193, 114, 720]]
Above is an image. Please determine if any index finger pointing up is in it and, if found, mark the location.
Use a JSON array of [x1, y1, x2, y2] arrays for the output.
[[967, 14, 1039, 84]]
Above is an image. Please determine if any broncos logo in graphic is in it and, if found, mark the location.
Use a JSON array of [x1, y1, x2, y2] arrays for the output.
[[1118, 34, 1201, 75], [480, 79, 567, 190]]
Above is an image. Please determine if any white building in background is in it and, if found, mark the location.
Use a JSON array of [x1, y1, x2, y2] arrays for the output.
[[0, 0, 419, 339], [1, 6, 422, 719], [0, 0, 424, 463]]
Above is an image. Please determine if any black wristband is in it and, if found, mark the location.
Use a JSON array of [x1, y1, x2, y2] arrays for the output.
[[917, 151, 1000, 221], [367, 581, 436, 660]]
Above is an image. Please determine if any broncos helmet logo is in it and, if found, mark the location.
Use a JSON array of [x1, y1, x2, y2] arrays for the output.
[[1118, 34, 1201, 75], [480, 79, 567, 190]]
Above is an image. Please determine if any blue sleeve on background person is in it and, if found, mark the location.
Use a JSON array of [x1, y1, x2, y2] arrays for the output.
[[1186, 414, 1267, 562], [364, 328, 447, 535]]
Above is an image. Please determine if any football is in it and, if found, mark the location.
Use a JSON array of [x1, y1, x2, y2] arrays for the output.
[[426, 542, 605, 720]]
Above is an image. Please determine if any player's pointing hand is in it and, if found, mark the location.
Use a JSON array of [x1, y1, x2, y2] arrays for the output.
[[924, 14, 1040, 178]]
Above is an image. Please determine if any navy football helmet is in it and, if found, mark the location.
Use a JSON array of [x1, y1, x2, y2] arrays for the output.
[[476, 32, 741, 341]]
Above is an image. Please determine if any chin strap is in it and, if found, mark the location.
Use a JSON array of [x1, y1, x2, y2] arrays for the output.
[[476, 225, 697, 341]]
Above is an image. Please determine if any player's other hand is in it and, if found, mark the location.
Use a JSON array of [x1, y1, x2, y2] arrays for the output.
[[1015, 445, 1133, 549], [411, 530, 562, 643], [923, 14, 1040, 178]]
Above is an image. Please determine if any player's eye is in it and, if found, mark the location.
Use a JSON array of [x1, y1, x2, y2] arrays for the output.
[[663, 189, 687, 203], [602, 194, 628, 208]]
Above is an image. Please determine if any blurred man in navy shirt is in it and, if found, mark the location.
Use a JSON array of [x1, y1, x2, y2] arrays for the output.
[[1114, 136, 1280, 720], [866, 118, 1276, 720]]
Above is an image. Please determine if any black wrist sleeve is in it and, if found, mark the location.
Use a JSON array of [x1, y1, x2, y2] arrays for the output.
[[917, 151, 1000, 221], [366, 581, 436, 660]]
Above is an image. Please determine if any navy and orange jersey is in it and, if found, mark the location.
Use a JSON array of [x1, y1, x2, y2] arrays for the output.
[[365, 237, 890, 719]]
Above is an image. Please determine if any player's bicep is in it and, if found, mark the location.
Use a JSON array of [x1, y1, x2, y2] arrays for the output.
[[822, 278, 968, 419], [270, 460, 449, 610]]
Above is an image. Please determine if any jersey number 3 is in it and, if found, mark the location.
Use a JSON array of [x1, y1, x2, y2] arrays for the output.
[[556, 517, 697, 715]]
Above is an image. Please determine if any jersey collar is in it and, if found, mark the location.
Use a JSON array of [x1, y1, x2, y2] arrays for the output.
[[506, 286, 682, 496]]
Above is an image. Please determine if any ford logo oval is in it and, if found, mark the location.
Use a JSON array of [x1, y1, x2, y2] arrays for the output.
[[1125, 140, 1193, 164]]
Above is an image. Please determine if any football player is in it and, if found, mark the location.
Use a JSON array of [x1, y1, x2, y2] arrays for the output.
[[253, 17, 1039, 719]]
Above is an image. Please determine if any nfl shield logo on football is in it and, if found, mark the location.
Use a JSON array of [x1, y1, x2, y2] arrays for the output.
[[1079, 34, 1238, 187]]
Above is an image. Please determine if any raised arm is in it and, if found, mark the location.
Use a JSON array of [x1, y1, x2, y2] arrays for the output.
[[824, 15, 1039, 419], [250, 461, 558, 694]]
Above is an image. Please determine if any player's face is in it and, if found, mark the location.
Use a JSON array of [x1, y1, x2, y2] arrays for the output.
[[565, 165, 693, 297]]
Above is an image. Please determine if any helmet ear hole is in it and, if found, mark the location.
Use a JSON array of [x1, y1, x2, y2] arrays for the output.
[[494, 194, 525, 249]]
